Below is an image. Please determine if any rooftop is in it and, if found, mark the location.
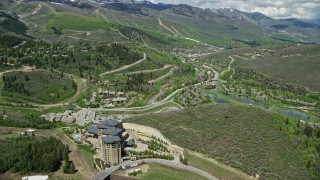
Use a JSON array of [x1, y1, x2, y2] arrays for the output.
[[97, 119, 119, 128], [102, 135, 121, 144], [102, 128, 123, 136], [86, 126, 98, 135]]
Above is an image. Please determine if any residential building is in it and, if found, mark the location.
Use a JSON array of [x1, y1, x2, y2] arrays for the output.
[[85, 119, 127, 166]]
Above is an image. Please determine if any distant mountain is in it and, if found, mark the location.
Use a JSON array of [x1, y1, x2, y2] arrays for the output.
[[2, 0, 320, 44], [302, 19, 320, 25]]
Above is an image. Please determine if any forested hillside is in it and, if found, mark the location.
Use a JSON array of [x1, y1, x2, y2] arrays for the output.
[[0, 136, 72, 174]]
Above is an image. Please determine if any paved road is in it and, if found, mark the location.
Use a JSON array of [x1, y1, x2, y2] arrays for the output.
[[91, 159, 218, 180], [148, 66, 178, 84], [125, 64, 173, 75], [92, 85, 190, 112], [149, 89, 164, 104], [202, 64, 219, 81], [100, 53, 146, 76]]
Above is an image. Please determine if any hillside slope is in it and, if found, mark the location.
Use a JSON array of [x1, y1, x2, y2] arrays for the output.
[[2, 1, 319, 46], [125, 104, 313, 179]]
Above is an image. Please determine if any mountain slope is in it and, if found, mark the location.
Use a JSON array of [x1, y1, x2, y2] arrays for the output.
[[125, 104, 314, 179], [2, 0, 319, 46]]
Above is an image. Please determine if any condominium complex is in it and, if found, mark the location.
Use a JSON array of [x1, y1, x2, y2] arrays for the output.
[[86, 119, 128, 166]]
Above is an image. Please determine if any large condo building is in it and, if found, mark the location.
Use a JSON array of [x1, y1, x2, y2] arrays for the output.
[[86, 118, 128, 166]]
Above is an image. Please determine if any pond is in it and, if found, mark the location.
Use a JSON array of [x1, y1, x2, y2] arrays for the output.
[[207, 93, 229, 104], [72, 134, 81, 142], [228, 94, 269, 109], [277, 109, 311, 120]]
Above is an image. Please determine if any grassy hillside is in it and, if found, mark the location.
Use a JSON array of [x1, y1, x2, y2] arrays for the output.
[[140, 163, 205, 180], [125, 104, 317, 179], [46, 12, 111, 31], [238, 45, 320, 91]]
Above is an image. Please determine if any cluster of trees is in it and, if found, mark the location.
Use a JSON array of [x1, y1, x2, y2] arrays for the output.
[[147, 140, 170, 153], [0, 39, 143, 76], [0, 136, 72, 174], [2, 75, 30, 95], [0, 116, 58, 129], [285, 119, 320, 177], [0, 35, 24, 47], [234, 67, 308, 95]]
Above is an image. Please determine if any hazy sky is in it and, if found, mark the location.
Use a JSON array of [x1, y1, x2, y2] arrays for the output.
[[149, 0, 320, 19]]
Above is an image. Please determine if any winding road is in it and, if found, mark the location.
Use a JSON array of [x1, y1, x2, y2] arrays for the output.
[[124, 64, 173, 75], [158, 18, 178, 36], [202, 64, 219, 81], [91, 159, 217, 180], [148, 66, 178, 84], [100, 53, 146, 76], [221, 56, 235, 77]]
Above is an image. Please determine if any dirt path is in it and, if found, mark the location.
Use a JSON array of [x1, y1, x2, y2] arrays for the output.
[[95, 8, 110, 23], [124, 64, 173, 75], [40, 2, 56, 12], [170, 26, 184, 37], [66, 35, 95, 41], [158, 18, 178, 36], [157, 19, 205, 45], [116, 29, 130, 40], [0, 66, 34, 77], [0, 127, 97, 179], [100, 53, 146, 76], [148, 66, 178, 84], [32, 4, 42, 15], [221, 56, 235, 77]]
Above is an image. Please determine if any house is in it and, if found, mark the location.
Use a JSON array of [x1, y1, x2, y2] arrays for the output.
[[112, 97, 127, 105], [109, 91, 116, 97], [41, 111, 75, 124], [117, 92, 125, 96]]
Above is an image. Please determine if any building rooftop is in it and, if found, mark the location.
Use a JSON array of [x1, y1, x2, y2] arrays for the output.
[[97, 119, 119, 128], [102, 128, 123, 136], [102, 135, 121, 144], [86, 126, 98, 135]]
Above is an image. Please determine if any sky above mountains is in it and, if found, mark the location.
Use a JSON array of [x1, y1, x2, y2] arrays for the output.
[[149, 0, 320, 19]]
